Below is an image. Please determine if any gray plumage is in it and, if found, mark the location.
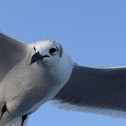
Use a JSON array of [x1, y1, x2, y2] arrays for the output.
[[52, 65, 126, 118], [0, 33, 73, 126], [0, 32, 126, 126]]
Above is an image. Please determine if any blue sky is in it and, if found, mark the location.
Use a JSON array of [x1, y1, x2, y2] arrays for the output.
[[0, 0, 126, 126]]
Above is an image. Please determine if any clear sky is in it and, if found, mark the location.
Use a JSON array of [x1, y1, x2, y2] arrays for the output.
[[0, 0, 126, 126]]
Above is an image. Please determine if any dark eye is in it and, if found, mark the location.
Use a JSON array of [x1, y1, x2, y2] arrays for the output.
[[34, 47, 36, 51], [49, 48, 57, 55]]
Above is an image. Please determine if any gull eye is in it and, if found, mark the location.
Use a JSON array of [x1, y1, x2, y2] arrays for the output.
[[34, 47, 36, 51], [49, 48, 57, 55]]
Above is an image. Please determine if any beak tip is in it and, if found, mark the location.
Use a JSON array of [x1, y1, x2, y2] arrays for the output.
[[30, 52, 43, 65]]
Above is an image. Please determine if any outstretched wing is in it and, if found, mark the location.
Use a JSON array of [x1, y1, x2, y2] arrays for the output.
[[0, 32, 28, 83], [51, 64, 126, 118]]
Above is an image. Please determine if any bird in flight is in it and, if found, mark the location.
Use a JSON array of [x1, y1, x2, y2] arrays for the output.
[[0, 32, 126, 126]]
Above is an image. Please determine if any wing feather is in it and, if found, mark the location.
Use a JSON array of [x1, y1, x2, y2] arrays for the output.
[[51, 64, 126, 118], [0, 32, 28, 82]]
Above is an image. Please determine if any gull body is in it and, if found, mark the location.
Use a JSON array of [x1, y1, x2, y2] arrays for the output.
[[1, 33, 126, 126], [0, 37, 73, 126]]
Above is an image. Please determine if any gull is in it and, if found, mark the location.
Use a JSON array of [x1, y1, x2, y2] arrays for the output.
[[0, 32, 126, 126]]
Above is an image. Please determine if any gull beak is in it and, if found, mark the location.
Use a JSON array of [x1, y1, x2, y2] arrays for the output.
[[30, 52, 49, 65]]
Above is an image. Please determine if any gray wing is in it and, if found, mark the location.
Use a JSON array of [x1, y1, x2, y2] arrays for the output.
[[51, 64, 126, 118], [0, 32, 28, 83]]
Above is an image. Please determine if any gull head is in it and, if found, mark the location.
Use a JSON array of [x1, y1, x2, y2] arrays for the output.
[[30, 39, 73, 86], [30, 40, 64, 65]]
